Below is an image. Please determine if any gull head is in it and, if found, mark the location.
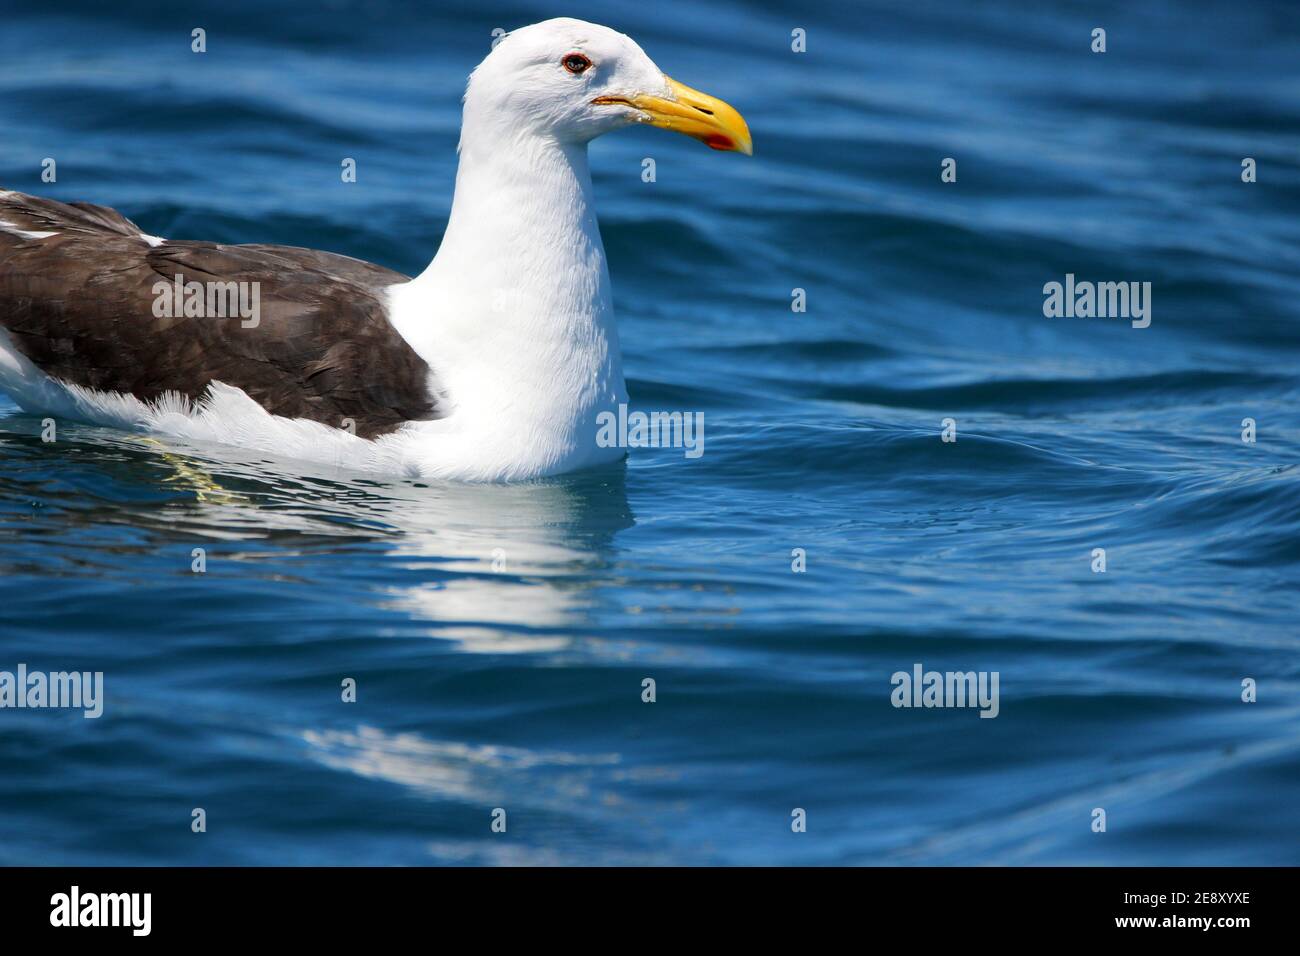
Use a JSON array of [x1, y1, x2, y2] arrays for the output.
[[465, 17, 752, 155]]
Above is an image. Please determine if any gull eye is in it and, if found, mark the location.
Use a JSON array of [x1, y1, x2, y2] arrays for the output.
[[562, 52, 592, 75]]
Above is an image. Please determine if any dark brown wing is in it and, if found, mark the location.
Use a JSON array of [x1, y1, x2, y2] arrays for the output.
[[0, 189, 440, 438]]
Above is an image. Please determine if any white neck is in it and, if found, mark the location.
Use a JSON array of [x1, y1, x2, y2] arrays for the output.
[[389, 122, 628, 478]]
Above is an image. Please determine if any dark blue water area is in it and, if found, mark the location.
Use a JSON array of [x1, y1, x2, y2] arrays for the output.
[[1, 0, 1298, 864]]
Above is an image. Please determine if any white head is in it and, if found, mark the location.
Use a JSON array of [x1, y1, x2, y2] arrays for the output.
[[463, 18, 751, 155]]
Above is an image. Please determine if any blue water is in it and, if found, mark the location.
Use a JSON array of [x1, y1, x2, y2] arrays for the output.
[[2, 0, 1298, 865]]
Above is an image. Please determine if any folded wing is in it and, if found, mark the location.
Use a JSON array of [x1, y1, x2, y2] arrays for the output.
[[0, 190, 440, 438]]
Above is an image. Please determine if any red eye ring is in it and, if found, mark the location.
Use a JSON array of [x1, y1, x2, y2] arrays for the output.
[[562, 52, 592, 75]]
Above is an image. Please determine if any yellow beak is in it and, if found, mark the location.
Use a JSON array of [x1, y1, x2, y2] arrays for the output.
[[594, 76, 753, 155]]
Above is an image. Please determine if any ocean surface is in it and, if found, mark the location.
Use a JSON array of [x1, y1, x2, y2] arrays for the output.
[[1, 0, 1298, 865]]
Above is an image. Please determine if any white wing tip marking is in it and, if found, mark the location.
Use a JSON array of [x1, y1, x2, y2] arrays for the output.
[[0, 219, 57, 240]]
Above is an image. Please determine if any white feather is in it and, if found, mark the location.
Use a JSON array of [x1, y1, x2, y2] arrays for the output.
[[0, 219, 57, 240]]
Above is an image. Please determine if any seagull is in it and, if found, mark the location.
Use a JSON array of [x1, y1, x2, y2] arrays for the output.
[[0, 17, 750, 481]]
